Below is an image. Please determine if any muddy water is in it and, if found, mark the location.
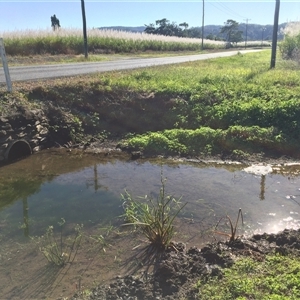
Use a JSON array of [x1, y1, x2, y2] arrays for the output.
[[1, 149, 300, 299]]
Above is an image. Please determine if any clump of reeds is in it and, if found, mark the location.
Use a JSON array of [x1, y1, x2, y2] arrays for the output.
[[121, 173, 186, 251]]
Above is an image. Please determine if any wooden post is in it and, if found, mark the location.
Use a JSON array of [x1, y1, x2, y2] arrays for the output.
[[0, 38, 12, 92]]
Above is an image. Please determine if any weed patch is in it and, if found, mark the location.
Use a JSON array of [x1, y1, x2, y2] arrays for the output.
[[38, 218, 83, 267]]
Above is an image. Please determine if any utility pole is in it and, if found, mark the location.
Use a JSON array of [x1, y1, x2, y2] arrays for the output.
[[244, 18, 251, 49], [201, 0, 204, 50], [261, 27, 266, 46], [81, 0, 88, 58], [270, 0, 280, 68]]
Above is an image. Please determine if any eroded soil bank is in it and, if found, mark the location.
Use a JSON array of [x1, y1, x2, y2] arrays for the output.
[[1, 79, 299, 165]]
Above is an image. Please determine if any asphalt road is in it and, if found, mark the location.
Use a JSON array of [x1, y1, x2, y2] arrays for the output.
[[0, 49, 263, 84]]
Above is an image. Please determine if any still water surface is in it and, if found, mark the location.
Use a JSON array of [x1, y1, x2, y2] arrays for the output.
[[2, 149, 300, 298], [1, 149, 300, 241]]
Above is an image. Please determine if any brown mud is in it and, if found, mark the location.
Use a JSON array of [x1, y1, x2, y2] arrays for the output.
[[71, 229, 300, 300]]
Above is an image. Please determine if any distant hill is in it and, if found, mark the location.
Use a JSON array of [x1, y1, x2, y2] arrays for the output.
[[99, 23, 287, 41], [203, 23, 287, 41]]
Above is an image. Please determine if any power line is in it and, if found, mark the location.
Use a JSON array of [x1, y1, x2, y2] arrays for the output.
[[207, 1, 246, 20], [215, 1, 247, 19]]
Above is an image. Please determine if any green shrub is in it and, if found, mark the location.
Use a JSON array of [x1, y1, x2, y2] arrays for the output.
[[280, 33, 300, 62]]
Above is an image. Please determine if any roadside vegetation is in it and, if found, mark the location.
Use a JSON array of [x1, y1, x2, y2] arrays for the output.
[[1, 28, 224, 56], [119, 50, 300, 159], [280, 21, 300, 64], [1, 49, 300, 160]]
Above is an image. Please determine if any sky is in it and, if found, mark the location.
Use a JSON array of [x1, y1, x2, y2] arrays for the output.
[[0, 1, 299, 32]]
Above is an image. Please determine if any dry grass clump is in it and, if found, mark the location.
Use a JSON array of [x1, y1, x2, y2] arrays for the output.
[[282, 21, 300, 37]]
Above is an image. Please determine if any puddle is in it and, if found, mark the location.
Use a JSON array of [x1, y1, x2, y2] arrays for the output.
[[1, 149, 300, 298]]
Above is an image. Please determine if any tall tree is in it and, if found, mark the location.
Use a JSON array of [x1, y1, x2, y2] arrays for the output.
[[179, 22, 189, 30], [144, 19, 184, 37], [144, 23, 156, 34], [179, 22, 189, 37], [220, 19, 243, 43]]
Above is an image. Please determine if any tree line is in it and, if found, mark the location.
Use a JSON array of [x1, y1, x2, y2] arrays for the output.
[[144, 18, 286, 42]]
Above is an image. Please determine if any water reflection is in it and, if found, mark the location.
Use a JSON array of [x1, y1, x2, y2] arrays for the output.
[[1, 150, 300, 241], [260, 175, 266, 201], [22, 198, 29, 237], [85, 164, 107, 192]]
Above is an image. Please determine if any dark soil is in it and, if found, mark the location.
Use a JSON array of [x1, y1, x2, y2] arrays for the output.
[[71, 229, 300, 300]]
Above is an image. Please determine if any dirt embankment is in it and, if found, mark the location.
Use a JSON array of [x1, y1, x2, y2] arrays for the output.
[[70, 229, 300, 300], [1, 83, 299, 165]]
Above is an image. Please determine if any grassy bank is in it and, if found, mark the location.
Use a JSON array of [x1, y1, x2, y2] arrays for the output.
[[197, 253, 300, 299], [1, 50, 300, 159]]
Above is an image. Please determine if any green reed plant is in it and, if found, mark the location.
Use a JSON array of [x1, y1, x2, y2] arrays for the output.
[[214, 208, 244, 242], [39, 218, 83, 267], [121, 173, 187, 251]]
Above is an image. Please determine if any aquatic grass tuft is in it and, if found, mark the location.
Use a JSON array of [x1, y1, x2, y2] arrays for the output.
[[39, 218, 83, 267], [121, 172, 187, 251], [214, 208, 244, 242]]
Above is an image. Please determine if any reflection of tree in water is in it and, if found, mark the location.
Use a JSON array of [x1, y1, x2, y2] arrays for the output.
[[0, 178, 42, 211], [0, 179, 43, 237]]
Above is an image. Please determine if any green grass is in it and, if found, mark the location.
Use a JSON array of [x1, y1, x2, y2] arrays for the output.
[[196, 254, 300, 299], [2, 50, 300, 158], [117, 50, 300, 157]]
